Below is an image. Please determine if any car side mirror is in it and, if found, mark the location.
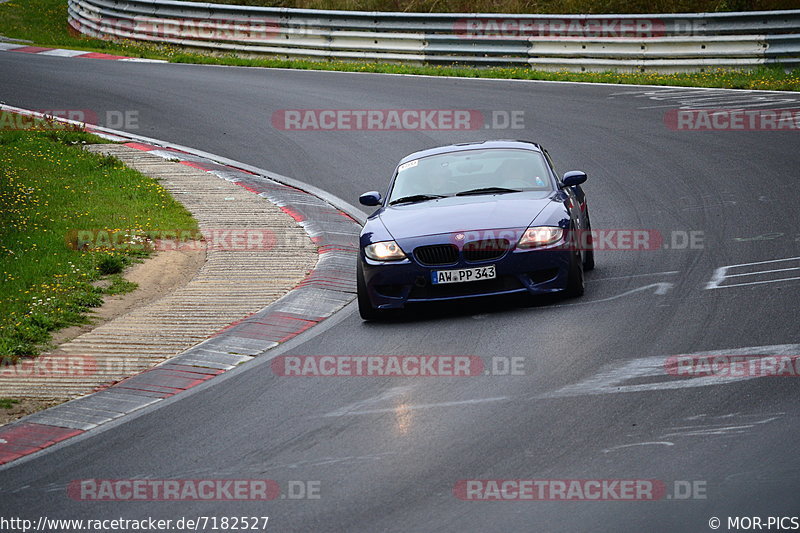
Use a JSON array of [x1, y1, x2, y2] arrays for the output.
[[359, 191, 382, 206], [562, 171, 587, 187]]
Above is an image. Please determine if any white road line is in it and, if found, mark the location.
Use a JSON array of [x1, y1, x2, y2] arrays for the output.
[[709, 276, 800, 289], [718, 255, 800, 268], [322, 397, 509, 417], [667, 426, 760, 437], [584, 282, 674, 302], [660, 417, 780, 438], [726, 266, 800, 278], [706, 256, 800, 289], [260, 452, 395, 470], [611, 87, 800, 112], [539, 344, 800, 399], [590, 271, 679, 282], [550, 282, 675, 308], [602, 442, 674, 453], [667, 417, 780, 431], [644, 102, 800, 110], [321, 385, 415, 417]]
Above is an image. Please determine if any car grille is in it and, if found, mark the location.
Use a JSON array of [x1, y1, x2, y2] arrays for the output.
[[462, 239, 511, 262], [414, 244, 459, 266]]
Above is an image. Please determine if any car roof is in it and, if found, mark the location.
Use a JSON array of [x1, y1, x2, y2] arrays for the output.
[[397, 140, 544, 164]]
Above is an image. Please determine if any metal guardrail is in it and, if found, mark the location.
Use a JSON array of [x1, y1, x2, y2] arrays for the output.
[[68, 0, 800, 72]]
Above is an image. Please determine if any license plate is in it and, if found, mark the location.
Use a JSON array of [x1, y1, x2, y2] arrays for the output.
[[431, 265, 496, 285]]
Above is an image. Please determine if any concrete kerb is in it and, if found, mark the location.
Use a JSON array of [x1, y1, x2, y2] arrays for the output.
[[0, 105, 363, 465]]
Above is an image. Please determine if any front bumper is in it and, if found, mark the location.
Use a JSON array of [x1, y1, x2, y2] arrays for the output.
[[361, 244, 572, 310]]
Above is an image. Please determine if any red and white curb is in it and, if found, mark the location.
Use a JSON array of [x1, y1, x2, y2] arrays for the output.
[[0, 106, 362, 467], [0, 42, 166, 62]]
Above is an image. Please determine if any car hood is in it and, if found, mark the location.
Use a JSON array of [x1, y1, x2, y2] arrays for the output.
[[378, 193, 553, 240]]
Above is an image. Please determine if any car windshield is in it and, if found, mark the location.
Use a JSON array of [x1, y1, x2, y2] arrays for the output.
[[388, 148, 553, 204]]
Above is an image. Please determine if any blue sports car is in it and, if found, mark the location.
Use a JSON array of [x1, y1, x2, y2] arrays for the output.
[[357, 140, 594, 320]]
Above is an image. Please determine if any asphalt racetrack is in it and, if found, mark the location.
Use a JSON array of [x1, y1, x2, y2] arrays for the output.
[[1, 53, 800, 532]]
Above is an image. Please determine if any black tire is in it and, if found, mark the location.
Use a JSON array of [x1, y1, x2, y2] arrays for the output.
[[583, 245, 595, 272], [357, 261, 384, 321], [583, 217, 595, 271], [564, 252, 585, 298]]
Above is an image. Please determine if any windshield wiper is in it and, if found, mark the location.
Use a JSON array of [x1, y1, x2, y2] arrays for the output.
[[455, 187, 521, 196], [389, 194, 447, 205]]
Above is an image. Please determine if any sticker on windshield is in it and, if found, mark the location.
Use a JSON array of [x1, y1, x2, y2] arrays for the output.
[[398, 160, 418, 172]]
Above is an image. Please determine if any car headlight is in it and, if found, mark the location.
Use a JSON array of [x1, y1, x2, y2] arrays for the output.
[[364, 240, 407, 261], [517, 227, 563, 249]]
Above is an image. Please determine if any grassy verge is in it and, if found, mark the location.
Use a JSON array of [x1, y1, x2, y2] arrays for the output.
[[1, 0, 799, 91], [0, 398, 19, 409], [176, 56, 800, 90], [0, 112, 198, 361]]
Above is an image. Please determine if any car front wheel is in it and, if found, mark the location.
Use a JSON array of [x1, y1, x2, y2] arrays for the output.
[[564, 252, 585, 298], [583, 214, 595, 271]]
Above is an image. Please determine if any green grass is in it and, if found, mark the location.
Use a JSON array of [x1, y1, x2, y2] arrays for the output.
[[176, 55, 800, 90], [0, 398, 20, 409], [104, 274, 139, 295], [0, 112, 198, 361], [0, 0, 799, 91], [0, 0, 187, 58]]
